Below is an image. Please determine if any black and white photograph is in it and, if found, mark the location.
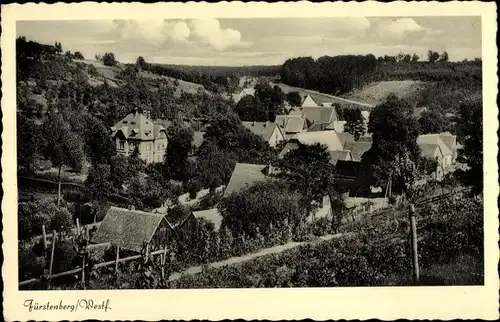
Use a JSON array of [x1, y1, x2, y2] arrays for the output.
[[2, 1, 498, 321]]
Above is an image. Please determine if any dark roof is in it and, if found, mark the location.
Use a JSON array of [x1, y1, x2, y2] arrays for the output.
[[290, 106, 338, 124], [111, 112, 166, 141], [91, 206, 169, 252], [223, 163, 269, 197], [242, 121, 282, 142]]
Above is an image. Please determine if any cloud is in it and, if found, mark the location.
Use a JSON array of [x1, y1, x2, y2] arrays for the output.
[[375, 18, 424, 39], [187, 18, 251, 51], [109, 18, 249, 51]]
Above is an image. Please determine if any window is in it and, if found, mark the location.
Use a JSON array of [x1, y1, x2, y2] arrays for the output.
[[147, 144, 151, 151], [129, 142, 135, 151], [119, 140, 125, 150]]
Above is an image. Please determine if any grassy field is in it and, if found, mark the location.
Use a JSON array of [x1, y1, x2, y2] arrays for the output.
[[344, 80, 427, 106]]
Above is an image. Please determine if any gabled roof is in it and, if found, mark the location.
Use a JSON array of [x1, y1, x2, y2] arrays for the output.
[[290, 106, 338, 124], [112, 112, 166, 141], [91, 206, 169, 253], [192, 208, 223, 231], [417, 133, 453, 156], [241, 88, 256, 96], [439, 132, 457, 152], [275, 115, 307, 133], [337, 132, 355, 148], [224, 163, 269, 198], [242, 121, 283, 142], [418, 143, 441, 159], [292, 131, 344, 151], [302, 95, 319, 107]]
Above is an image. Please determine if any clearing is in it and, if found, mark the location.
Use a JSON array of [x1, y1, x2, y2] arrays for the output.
[[344, 80, 426, 106]]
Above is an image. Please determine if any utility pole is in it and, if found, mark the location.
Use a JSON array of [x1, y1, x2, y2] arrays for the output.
[[409, 203, 419, 283]]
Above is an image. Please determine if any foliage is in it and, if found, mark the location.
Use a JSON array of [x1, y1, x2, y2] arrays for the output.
[[102, 52, 117, 66], [83, 116, 116, 166], [418, 110, 451, 134], [342, 107, 366, 140], [285, 91, 302, 107], [361, 94, 420, 193], [427, 50, 441, 63], [17, 114, 43, 170], [254, 82, 285, 116], [84, 164, 113, 201], [18, 199, 74, 239], [165, 123, 194, 182], [281, 55, 377, 95], [41, 113, 84, 174], [456, 97, 483, 193], [274, 143, 337, 213], [169, 193, 482, 288], [233, 95, 268, 122], [219, 181, 306, 238]]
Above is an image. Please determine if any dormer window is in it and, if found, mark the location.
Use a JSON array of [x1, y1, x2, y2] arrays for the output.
[[123, 121, 128, 124]]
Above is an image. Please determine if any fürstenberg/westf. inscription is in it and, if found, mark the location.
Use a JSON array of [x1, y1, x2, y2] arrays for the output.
[[24, 299, 111, 313]]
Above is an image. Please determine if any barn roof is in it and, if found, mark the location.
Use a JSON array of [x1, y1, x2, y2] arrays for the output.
[[91, 206, 169, 252]]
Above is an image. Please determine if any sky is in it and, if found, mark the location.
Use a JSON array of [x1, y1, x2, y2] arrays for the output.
[[17, 17, 481, 66]]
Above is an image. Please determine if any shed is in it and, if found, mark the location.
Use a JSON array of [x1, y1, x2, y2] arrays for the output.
[[91, 206, 174, 253]]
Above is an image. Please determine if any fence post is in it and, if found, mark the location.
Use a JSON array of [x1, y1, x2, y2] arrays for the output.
[[114, 246, 120, 274], [161, 246, 167, 281], [76, 218, 80, 234], [409, 204, 420, 283], [42, 224, 47, 250], [81, 254, 86, 288]]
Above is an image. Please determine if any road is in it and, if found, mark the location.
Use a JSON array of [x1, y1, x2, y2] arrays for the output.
[[168, 232, 350, 281]]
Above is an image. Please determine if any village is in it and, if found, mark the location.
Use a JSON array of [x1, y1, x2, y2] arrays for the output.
[[16, 28, 483, 290]]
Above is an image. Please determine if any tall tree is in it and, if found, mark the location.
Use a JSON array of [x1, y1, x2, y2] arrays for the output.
[[456, 97, 483, 193], [41, 114, 84, 205], [136, 56, 146, 71], [439, 51, 449, 62], [274, 143, 337, 215], [233, 95, 268, 122], [427, 50, 441, 63], [17, 114, 42, 171], [102, 52, 117, 66], [418, 110, 451, 134], [361, 94, 420, 194], [84, 116, 116, 166], [285, 91, 302, 107], [85, 163, 113, 202], [343, 107, 366, 140], [165, 123, 194, 182]]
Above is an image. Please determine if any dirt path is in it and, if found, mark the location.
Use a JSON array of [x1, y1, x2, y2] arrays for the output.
[[168, 232, 350, 281]]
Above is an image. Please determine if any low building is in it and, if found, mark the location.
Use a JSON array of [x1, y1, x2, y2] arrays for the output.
[[91, 206, 175, 253], [242, 121, 285, 148], [111, 111, 168, 164], [417, 132, 458, 168], [223, 163, 274, 198]]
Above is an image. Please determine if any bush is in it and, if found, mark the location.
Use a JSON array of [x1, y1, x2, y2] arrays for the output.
[[18, 199, 75, 239], [102, 52, 117, 67]]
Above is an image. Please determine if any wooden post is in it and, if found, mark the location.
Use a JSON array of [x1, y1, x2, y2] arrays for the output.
[[114, 246, 120, 274], [42, 224, 47, 250], [76, 218, 80, 234], [409, 204, 420, 283], [81, 254, 86, 288], [161, 246, 167, 281], [49, 231, 57, 277], [145, 243, 150, 263]]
